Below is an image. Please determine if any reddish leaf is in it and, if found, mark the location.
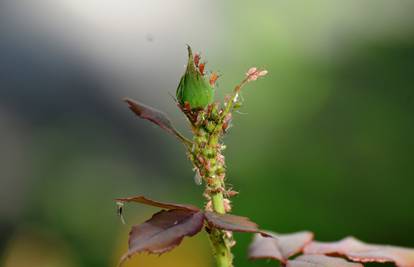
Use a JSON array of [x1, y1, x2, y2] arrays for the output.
[[287, 255, 363, 267], [124, 98, 191, 145], [249, 231, 314, 263], [119, 209, 204, 266], [116, 195, 200, 211], [304, 237, 414, 267], [204, 211, 268, 235]]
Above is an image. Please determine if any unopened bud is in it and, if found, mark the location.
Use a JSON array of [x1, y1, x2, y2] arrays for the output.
[[176, 46, 215, 109]]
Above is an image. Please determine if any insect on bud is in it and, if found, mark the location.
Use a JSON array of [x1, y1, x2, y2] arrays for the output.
[[209, 72, 219, 87], [205, 120, 216, 133], [210, 103, 220, 121], [193, 169, 202, 185], [194, 53, 200, 67], [205, 200, 213, 211], [223, 199, 232, 212], [176, 46, 215, 110]]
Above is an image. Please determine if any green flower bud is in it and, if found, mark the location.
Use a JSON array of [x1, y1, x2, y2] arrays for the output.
[[176, 46, 214, 109]]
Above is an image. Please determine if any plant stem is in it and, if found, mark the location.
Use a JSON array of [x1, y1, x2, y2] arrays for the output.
[[208, 174, 233, 267], [211, 192, 225, 214], [190, 123, 234, 267], [210, 227, 233, 267], [182, 69, 261, 267]]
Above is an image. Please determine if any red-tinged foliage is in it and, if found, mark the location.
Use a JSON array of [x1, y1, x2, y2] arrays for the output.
[[304, 237, 414, 267], [117, 196, 266, 234], [123, 98, 190, 145], [119, 209, 204, 266], [204, 211, 268, 235], [116, 195, 200, 211], [117, 195, 270, 264], [286, 255, 363, 267], [248, 231, 314, 263]]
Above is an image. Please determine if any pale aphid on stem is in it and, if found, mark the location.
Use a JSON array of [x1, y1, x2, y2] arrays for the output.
[[194, 169, 203, 185]]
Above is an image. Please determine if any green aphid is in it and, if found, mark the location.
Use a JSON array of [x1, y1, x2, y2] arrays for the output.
[[176, 46, 214, 109]]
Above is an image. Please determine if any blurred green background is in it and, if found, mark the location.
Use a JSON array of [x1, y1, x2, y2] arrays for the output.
[[1, 1, 413, 267]]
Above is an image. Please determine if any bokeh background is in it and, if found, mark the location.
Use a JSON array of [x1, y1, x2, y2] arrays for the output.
[[1, 0, 414, 267]]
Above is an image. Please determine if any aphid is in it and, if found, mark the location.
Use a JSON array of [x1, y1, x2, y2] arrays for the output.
[[194, 53, 200, 67], [183, 101, 192, 111], [198, 63, 205, 75], [222, 113, 233, 133], [233, 93, 239, 103], [205, 200, 212, 211], [209, 72, 219, 87], [226, 190, 239, 197], [224, 198, 232, 212], [194, 169, 202, 185]]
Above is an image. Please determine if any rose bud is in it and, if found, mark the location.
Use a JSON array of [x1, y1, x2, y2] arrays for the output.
[[176, 46, 215, 110]]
